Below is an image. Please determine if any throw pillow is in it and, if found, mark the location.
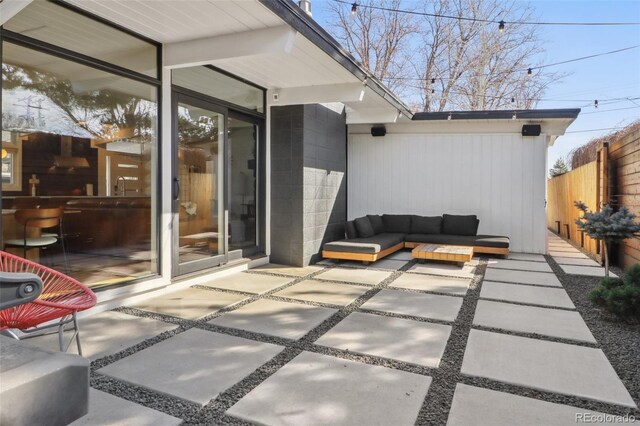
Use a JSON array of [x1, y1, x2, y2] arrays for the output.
[[344, 221, 358, 239], [382, 214, 412, 233], [411, 215, 442, 234], [354, 216, 375, 237], [367, 214, 385, 234], [442, 214, 479, 236]]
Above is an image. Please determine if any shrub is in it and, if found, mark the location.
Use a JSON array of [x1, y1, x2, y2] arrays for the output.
[[605, 285, 640, 319], [589, 277, 624, 306], [623, 263, 640, 287], [590, 264, 640, 320]]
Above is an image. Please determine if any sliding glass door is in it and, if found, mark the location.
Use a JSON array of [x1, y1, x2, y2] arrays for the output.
[[228, 113, 259, 254], [173, 94, 227, 275]]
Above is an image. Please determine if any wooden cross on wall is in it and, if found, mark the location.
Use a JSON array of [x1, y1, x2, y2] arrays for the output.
[[29, 174, 39, 196]]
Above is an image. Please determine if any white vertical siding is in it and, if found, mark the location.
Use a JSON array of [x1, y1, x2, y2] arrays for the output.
[[347, 133, 548, 253]]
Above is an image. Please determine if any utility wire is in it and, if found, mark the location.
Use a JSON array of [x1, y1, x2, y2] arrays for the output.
[[337, 0, 640, 26], [379, 45, 640, 83], [566, 126, 626, 134], [581, 106, 640, 115]]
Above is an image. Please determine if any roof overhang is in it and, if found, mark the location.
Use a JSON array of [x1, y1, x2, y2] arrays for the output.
[[60, 0, 410, 123], [350, 109, 581, 146]]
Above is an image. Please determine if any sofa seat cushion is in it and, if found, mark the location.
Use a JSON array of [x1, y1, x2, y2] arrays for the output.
[[474, 235, 510, 248], [324, 233, 405, 254], [405, 233, 477, 246]]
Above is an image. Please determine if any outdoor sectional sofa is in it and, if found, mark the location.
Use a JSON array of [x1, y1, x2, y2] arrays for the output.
[[322, 214, 510, 264]]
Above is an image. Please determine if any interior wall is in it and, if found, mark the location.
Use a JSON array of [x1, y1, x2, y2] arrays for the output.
[[348, 132, 548, 253]]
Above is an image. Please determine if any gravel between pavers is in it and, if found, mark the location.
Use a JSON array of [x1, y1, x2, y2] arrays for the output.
[[546, 255, 640, 414], [86, 255, 640, 425]]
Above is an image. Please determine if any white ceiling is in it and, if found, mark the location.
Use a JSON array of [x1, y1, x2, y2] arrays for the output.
[[65, 0, 284, 43], [25, 0, 404, 122]]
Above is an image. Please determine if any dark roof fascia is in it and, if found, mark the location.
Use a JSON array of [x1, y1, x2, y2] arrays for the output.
[[412, 109, 581, 121], [258, 0, 413, 118]]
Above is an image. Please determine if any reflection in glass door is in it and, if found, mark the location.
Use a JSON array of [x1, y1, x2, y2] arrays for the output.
[[228, 114, 258, 253], [173, 95, 226, 275]]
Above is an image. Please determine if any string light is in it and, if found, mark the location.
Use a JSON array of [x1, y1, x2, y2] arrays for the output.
[[431, 78, 435, 84], [511, 97, 515, 103], [594, 100, 599, 108], [381, 45, 640, 82], [351, 2, 357, 15], [447, 112, 452, 120], [333, 0, 640, 27], [512, 112, 517, 120], [431, 88, 435, 94], [499, 20, 505, 32]]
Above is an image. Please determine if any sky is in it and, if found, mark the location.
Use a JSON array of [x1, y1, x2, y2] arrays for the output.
[[308, 0, 640, 170]]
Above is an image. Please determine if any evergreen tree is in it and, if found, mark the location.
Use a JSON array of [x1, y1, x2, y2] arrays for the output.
[[549, 158, 569, 177], [575, 201, 640, 276]]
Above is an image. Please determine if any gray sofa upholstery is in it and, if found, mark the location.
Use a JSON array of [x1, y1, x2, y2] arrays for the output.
[[322, 214, 509, 262], [323, 233, 405, 254]]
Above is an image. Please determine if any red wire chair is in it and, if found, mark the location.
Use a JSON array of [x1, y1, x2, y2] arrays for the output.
[[0, 251, 97, 356]]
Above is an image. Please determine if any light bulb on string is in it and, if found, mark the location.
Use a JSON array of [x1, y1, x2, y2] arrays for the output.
[[351, 3, 357, 15]]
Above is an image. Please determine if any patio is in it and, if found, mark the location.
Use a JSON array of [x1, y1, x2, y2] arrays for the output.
[[25, 233, 637, 425]]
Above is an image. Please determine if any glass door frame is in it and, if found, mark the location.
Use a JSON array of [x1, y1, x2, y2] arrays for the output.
[[171, 90, 230, 277], [228, 110, 264, 258]]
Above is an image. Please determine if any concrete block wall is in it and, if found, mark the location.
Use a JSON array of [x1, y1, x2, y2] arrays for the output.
[[270, 104, 346, 266]]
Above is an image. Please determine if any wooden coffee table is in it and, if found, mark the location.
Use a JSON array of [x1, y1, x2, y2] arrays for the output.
[[411, 244, 474, 266]]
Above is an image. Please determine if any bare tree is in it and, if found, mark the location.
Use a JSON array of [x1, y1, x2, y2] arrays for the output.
[[326, 0, 563, 112], [327, 0, 417, 94]]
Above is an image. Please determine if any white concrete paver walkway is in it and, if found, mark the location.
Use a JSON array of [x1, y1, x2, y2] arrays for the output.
[[27, 248, 637, 424], [547, 230, 617, 277]]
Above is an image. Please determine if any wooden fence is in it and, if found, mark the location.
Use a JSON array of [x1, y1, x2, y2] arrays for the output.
[[609, 128, 640, 269], [547, 161, 600, 259]]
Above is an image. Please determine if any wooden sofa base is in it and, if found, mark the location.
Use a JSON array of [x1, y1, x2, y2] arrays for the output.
[[322, 241, 508, 263], [322, 242, 405, 263]]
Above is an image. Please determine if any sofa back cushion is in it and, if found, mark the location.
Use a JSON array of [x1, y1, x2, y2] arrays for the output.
[[411, 215, 442, 234], [382, 214, 411, 234], [367, 215, 385, 234], [345, 221, 358, 239], [354, 216, 375, 238], [442, 214, 479, 236]]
